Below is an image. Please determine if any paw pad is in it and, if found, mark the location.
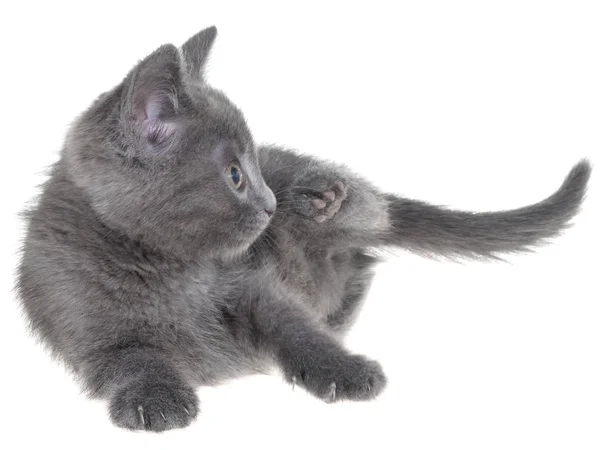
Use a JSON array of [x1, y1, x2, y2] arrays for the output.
[[308, 180, 347, 223]]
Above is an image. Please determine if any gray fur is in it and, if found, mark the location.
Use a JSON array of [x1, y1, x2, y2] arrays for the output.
[[16, 27, 591, 432]]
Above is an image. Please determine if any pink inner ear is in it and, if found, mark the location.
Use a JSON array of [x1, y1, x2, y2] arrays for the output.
[[141, 117, 178, 145], [144, 96, 163, 122], [139, 95, 178, 145]]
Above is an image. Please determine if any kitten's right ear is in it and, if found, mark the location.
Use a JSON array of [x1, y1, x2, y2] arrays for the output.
[[122, 44, 186, 156], [181, 26, 217, 80]]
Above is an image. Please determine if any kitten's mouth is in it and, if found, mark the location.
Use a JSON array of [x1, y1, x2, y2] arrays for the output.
[[251, 219, 271, 239]]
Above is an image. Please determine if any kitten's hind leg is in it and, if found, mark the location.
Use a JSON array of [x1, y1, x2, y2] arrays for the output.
[[326, 252, 378, 333], [81, 347, 199, 432], [292, 177, 348, 223], [263, 148, 389, 247]]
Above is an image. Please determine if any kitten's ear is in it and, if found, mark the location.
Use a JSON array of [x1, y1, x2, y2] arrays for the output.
[[123, 44, 185, 154], [181, 26, 217, 79]]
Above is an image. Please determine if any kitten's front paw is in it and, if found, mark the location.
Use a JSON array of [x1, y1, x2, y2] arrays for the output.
[[287, 354, 386, 402], [109, 379, 199, 432], [295, 180, 347, 223]]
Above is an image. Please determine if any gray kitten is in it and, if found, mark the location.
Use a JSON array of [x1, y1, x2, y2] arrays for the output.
[[17, 27, 590, 432]]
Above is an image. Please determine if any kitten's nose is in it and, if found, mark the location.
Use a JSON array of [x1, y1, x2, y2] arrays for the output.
[[262, 186, 276, 218]]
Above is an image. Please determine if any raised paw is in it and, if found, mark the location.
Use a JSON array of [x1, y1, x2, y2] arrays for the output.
[[297, 180, 347, 223], [109, 380, 199, 432], [286, 353, 387, 403]]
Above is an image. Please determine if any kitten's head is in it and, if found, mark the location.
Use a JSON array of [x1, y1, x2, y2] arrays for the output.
[[65, 27, 276, 260]]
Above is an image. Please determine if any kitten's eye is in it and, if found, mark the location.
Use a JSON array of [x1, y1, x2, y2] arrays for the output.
[[227, 163, 244, 190]]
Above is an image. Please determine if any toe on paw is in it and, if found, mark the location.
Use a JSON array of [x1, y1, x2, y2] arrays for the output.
[[312, 198, 327, 209], [321, 190, 335, 201]]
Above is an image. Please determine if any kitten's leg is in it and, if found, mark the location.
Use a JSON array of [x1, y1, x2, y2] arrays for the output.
[[259, 145, 389, 247], [287, 173, 348, 224], [326, 252, 378, 333], [81, 347, 199, 432], [249, 291, 387, 402]]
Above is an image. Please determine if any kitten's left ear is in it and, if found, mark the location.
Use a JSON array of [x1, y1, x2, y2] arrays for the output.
[[181, 26, 217, 80], [122, 44, 186, 156]]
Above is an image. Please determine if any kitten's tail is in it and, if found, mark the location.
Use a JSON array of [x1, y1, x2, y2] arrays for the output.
[[383, 160, 591, 259]]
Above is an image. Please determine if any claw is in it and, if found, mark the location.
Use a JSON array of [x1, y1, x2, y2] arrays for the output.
[[291, 376, 297, 391], [326, 382, 337, 403], [314, 215, 327, 223], [183, 406, 190, 416], [137, 405, 145, 426], [160, 411, 167, 422]]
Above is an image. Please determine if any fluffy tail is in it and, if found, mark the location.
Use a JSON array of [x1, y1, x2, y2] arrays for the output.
[[384, 160, 591, 259]]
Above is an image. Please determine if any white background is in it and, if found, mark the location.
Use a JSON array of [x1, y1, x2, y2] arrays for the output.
[[1, 1, 599, 449]]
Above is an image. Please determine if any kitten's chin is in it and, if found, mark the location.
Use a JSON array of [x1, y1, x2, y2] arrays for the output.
[[214, 238, 255, 263], [213, 221, 270, 262]]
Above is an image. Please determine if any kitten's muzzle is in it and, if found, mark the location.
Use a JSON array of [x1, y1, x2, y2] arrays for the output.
[[261, 186, 277, 218]]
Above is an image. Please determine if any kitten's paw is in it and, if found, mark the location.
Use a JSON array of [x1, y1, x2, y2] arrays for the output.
[[296, 180, 347, 222], [109, 379, 199, 432], [286, 354, 386, 402]]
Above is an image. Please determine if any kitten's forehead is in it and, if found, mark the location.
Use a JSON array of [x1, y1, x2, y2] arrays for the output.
[[214, 140, 247, 158], [204, 89, 232, 113], [240, 151, 263, 181], [187, 83, 235, 112], [192, 85, 253, 150]]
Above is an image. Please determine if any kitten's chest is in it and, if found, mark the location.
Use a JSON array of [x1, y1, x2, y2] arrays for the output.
[[165, 264, 229, 313], [128, 262, 228, 331], [145, 266, 264, 383]]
